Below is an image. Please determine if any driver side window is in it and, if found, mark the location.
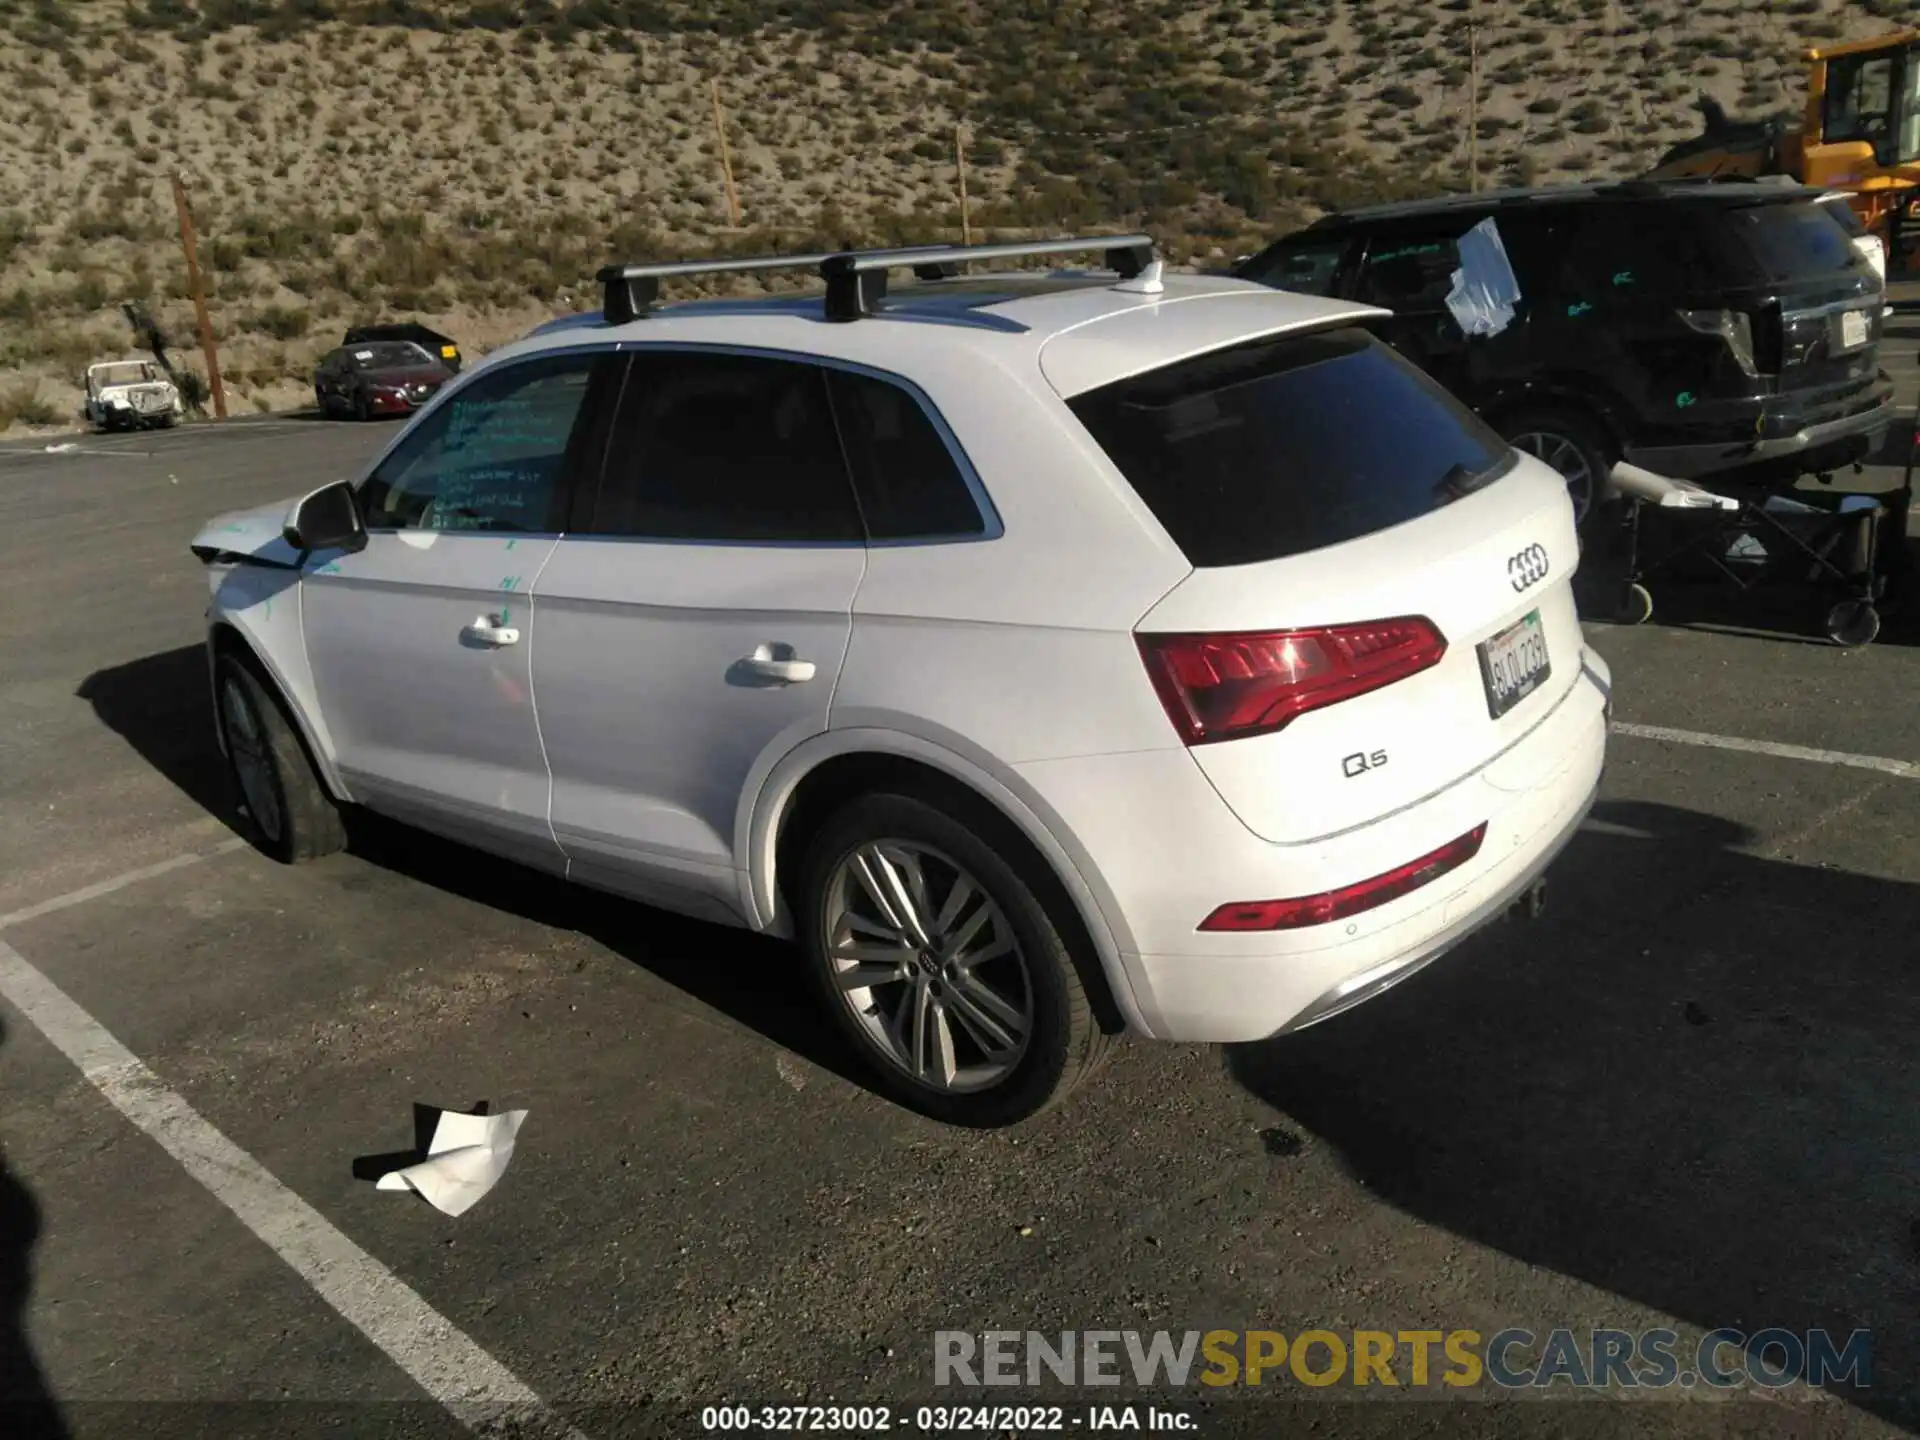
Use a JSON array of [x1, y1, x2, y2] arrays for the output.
[[356, 352, 603, 533]]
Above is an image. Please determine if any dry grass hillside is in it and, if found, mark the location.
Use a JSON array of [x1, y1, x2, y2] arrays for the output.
[[0, 0, 1910, 428]]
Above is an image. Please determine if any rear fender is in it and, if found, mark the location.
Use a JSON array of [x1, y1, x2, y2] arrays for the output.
[[740, 723, 1152, 1035]]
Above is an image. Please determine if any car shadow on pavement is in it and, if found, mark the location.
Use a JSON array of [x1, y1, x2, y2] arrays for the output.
[[0, 1018, 68, 1440], [77, 646, 881, 1094], [75, 645, 241, 834], [340, 812, 883, 1097], [1226, 799, 1920, 1429]]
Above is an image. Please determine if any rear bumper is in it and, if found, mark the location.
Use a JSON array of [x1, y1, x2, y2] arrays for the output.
[[1019, 651, 1611, 1044], [1273, 775, 1592, 1037], [1623, 379, 1895, 479]]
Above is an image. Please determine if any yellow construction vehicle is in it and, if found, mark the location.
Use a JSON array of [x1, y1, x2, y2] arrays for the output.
[[1646, 30, 1920, 273]]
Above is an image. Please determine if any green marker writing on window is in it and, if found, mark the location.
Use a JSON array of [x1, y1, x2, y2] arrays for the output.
[[1612, 270, 1634, 286], [1567, 300, 1594, 318], [1676, 391, 1696, 408]]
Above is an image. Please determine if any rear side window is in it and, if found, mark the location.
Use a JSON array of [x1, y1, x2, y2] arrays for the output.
[[1547, 204, 1722, 299], [1068, 327, 1514, 569], [1717, 201, 1864, 281], [592, 351, 863, 543], [825, 370, 985, 540]]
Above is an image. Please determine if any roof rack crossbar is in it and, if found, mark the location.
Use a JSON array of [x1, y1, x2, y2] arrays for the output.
[[596, 233, 1157, 324]]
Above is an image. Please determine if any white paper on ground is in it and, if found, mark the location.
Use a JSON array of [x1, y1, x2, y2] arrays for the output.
[[376, 1108, 528, 1217]]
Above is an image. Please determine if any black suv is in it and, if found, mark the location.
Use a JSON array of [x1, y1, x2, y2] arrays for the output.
[[1234, 181, 1894, 521]]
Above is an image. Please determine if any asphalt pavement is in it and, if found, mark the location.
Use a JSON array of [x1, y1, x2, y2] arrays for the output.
[[0, 407, 1918, 1439]]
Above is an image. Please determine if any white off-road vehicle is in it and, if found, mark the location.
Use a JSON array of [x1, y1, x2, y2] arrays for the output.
[[83, 359, 183, 431]]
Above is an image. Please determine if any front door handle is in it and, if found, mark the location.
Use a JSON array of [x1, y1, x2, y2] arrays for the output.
[[738, 644, 816, 684], [463, 615, 520, 647]]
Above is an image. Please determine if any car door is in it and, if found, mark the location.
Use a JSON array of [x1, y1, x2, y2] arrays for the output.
[[529, 348, 868, 924], [1351, 225, 1481, 395], [299, 346, 623, 870]]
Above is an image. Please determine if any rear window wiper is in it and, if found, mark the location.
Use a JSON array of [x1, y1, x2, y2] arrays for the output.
[[1432, 461, 1479, 505]]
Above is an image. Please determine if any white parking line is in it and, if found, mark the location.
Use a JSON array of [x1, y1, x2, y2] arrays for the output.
[[1611, 721, 1920, 780], [0, 840, 250, 931], [0, 935, 586, 1439]]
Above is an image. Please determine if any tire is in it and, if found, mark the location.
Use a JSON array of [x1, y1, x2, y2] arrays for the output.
[[1825, 599, 1880, 648], [213, 652, 347, 863], [794, 791, 1110, 1127], [1499, 404, 1616, 531]]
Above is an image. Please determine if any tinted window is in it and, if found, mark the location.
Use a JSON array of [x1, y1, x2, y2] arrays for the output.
[[1242, 238, 1350, 296], [826, 370, 983, 540], [1820, 197, 1868, 237], [1549, 204, 1722, 299], [1067, 327, 1514, 568], [357, 352, 601, 532], [1354, 232, 1465, 309], [1824, 53, 1894, 149], [592, 352, 862, 542], [1718, 201, 1863, 281], [350, 342, 433, 369]]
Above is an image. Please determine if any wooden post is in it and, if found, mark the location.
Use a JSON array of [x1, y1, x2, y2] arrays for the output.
[[955, 123, 973, 246], [709, 76, 741, 228], [170, 172, 226, 420], [1468, 20, 1480, 194]]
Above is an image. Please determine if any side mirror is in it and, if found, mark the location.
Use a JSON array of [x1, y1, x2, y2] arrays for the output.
[[283, 480, 367, 556]]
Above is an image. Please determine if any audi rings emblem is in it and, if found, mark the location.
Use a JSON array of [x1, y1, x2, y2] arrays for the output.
[[1508, 543, 1550, 593]]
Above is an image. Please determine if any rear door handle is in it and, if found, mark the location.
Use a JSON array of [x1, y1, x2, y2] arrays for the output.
[[738, 645, 816, 684], [463, 615, 520, 647]]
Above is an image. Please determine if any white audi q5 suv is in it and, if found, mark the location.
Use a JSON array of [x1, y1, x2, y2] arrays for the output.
[[192, 236, 1608, 1126]]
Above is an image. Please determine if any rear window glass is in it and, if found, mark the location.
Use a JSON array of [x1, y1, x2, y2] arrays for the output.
[[1067, 327, 1514, 569], [1718, 201, 1863, 281], [1819, 197, 1868, 237]]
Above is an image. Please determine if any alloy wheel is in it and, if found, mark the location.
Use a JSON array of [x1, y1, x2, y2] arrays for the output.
[[819, 839, 1033, 1094], [220, 676, 284, 843]]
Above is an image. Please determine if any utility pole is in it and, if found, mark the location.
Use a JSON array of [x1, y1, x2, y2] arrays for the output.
[[955, 123, 973, 246], [709, 75, 741, 228], [170, 172, 226, 420], [1468, 17, 1481, 193]]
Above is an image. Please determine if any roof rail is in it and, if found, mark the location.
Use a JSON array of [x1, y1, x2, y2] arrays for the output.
[[596, 233, 1156, 324]]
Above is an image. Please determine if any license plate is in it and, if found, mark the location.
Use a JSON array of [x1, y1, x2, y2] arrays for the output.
[[1838, 308, 1869, 351], [1476, 610, 1551, 720]]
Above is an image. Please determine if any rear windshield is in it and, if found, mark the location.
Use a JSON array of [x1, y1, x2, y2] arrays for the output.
[[1717, 200, 1863, 281], [1818, 197, 1868, 238], [1067, 327, 1514, 568]]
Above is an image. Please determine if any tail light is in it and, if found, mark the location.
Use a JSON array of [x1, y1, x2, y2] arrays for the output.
[[1679, 308, 1759, 378], [1136, 617, 1447, 746], [1199, 823, 1488, 931]]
